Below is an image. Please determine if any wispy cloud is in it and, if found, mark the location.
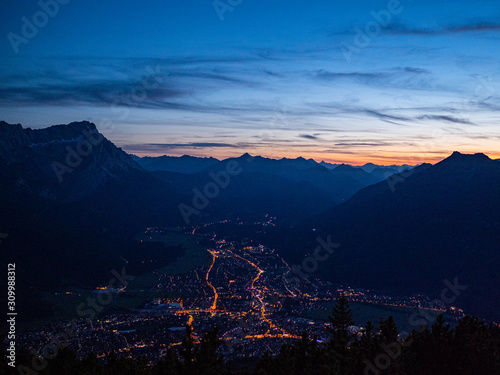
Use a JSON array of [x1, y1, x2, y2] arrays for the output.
[[0, 58, 258, 111], [139, 142, 249, 149], [362, 109, 412, 124], [447, 22, 500, 33], [122, 142, 256, 154], [299, 134, 320, 140], [384, 20, 500, 36], [417, 115, 474, 125], [0, 81, 182, 107], [394, 67, 431, 74], [314, 70, 388, 81], [311, 67, 436, 93], [334, 141, 400, 147]]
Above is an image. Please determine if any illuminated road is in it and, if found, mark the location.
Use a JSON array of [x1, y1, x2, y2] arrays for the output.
[[173, 243, 294, 347], [206, 250, 218, 310], [225, 249, 278, 332]]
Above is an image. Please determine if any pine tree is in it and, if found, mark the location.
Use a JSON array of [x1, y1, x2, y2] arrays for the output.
[[154, 348, 180, 375], [178, 323, 194, 373], [328, 293, 354, 347], [360, 320, 377, 355], [431, 314, 451, 342], [81, 351, 101, 374], [327, 293, 355, 373], [379, 316, 398, 343], [196, 327, 225, 374]]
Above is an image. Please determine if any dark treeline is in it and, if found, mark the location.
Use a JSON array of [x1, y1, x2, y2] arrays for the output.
[[4, 296, 500, 375]]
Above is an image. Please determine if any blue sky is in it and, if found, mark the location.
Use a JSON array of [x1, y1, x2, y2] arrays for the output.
[[1, 0, 499, 164]]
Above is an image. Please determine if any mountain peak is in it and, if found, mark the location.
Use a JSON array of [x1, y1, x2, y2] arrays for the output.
[[333, 163, 358, 172], [360, 162, 378, 173], [434, 152, 494, 172], [0, 120, 22, 129], [0, 120, 143, 201], [25, 121, 101, 143], [443, 151, 491, 163], [66, 120, 98, 132], [0, 121, 25, 141]]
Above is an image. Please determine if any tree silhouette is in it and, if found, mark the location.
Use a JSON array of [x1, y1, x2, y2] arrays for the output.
[[328, 293, 354, 347], [178, 323, 194, 373], [196, 327, 225, 374], [154, 348, 180, 375], [327, 293, 355, 373], [380, 315, 398, 343], [8, 314, 500, 374]]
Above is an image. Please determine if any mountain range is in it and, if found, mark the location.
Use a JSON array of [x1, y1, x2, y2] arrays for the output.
[[266, 152, 500, 320], [0, 121, 498, 321]]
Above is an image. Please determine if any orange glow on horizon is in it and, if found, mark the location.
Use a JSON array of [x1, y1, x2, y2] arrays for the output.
[[124, 148, 500, 166]]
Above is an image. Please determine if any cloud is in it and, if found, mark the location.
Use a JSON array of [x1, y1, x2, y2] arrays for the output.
[[417, 115, 474, 125], [361, 109, 412, 124], [0, 57, 258, 111], [311, 67, 435, 92], [299, 134, 320, 140], [263, 70, 283, 77], [446, 22, 500, 33], [306, 102, 411, 125], [0, 82, 183, 107], [383, 23, 441, 36], [313, 70, 390, 85], [384, 20, 500, 36], [394, 67, 431, 74], [332, 139, 414, 147], [314, 70, 386, 80], [141, 142, 249, 149], [334, 142, 394, 147], [0, 75, 267, 115], [170, 71, 254, 85], [308, 100, 488, 128]]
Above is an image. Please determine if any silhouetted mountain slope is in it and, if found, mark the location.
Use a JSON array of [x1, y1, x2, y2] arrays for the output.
[[0, 121, 189, 287], [203, 154, 384, 203], [0, 121, 188, 228], [299, 152, 500, 320], [359, 162, 413, 179], [369, 165, 412, 181], [153, 168, 335, 224], [0, 121, 341, 288], [135, 154, 219, 173], [330, 163, 380, 186], [319, 160, 340, 170], [0, 120, 146, 201], [135, 153, 414, 203]]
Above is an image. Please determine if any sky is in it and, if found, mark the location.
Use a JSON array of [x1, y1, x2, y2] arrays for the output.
[[0, 0, 499, 165]]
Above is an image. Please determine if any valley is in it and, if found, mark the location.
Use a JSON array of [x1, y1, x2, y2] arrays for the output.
[[17, 220, 469, 363]]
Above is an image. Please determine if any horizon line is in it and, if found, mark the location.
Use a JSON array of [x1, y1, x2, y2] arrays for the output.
[[124, 150, 499, 167]]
